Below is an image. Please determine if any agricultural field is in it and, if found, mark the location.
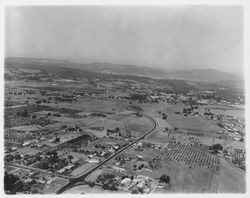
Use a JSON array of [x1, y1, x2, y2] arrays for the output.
[[154, 142, 220, 170]]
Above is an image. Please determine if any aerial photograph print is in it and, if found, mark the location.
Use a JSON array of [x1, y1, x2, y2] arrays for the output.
[[3, 3, 247, 195]]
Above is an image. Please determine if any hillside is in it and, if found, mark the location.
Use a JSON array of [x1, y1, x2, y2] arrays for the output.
[[5, 57, 243, 85]]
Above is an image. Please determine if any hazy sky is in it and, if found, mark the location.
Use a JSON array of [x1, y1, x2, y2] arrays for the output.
[[5, 6, 243, 75]]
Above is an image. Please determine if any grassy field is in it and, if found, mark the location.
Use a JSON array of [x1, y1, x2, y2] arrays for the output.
[[95, 137, 124, 145], [85, 129, 106, 138], [150, 161, 219, 193], [150, 154, 245, 193], [107, 113, 130, 121], [146, 132, 171, 144], [9, 125, 43, 132], [217, 159, 245, 193], [201, 108, 245, 119], [45, 98, 128, 113], [63, 184, 125, 194], [4, 165, 17, 173], [17, 147, 41, 156], [122, 116, 154, 136], [86, 169, 103, 182], [86, 118, 124, 130], [43, 177, 68, 194], [71, 162, 96, 176], [167, 115, 221, 132]]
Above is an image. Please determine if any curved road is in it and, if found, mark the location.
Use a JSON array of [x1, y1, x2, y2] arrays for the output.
[[56, 114, 158, 194]]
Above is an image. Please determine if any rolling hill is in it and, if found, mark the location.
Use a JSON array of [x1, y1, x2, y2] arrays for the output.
[[5, 57, 243, 86]]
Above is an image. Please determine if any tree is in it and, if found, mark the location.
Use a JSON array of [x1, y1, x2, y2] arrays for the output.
[[160, 175, 170, 184], [110, 184, 118, 191], [4, 172, 16, 191], [22, 109, 28, 117], [162, 114, 168, 120], [103, 183, 109, 190], [88, 182, 95, 188], [132, 189, 138, 194], [40, 161, 49, 169], [68, 155, 73, 161], [14, 180, 24, 193], [138, 187, 143, 193], [31, 189, 38, 194], [4, 172, 26, 194], [212, 143, 223, 151]]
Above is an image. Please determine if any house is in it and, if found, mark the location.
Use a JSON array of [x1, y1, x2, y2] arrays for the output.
[[137, 181, 145, 188], [38, 179, 46, 184], [112, 166, 125, 172], [58, 168, 66, 174], [86, 159, 100, 163]]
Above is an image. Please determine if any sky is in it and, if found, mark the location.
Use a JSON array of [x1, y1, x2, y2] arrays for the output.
[[5, 6, 243, 76]]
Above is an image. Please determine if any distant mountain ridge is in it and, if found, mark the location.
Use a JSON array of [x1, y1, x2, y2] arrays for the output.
[[5, 57, 242, 83]]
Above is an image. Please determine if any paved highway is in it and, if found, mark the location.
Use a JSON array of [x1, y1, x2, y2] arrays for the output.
[[56, 114, 158, 194]]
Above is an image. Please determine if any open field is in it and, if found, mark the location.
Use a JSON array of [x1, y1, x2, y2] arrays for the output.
[[146, 132, 171, 144], [18, 68, 41, 73], [167, 115, 222, 132], [44, 98, 128, 113], [71, 162, 96, 177], [86, 169, 103, 182], [95, 137, 124, 145], [17, 147, 41, 156], [43, 178, 68, 194], [63, 184, 125, 194], [200, 108, 245, 119], [107, 113, 131, 121], [143, 160, 219, 193], [9, 125, 43, 132], [85, 129, 106, 138], [123, 116, 154, 136], [217, 159, 245, 193], [4, 165, 17, 173]]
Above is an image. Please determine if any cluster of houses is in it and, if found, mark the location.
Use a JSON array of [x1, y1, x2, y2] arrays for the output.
[[119, 175, 155, 194]]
